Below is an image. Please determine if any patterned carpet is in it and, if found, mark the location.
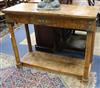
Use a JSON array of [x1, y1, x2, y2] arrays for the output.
[[0, 67, 67, 88], [0, 53, 96, 88], [0, 23, 21, 38]]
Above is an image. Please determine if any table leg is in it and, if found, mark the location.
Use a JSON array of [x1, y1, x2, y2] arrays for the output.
[[59, 0, 72, 4], [8, 23, 21, 67], [90, 22, 96, 63], [90, 32, 95, 63], [83, 31, 93, 80], [67, 0, 73, 4], [25, 24, 33, 52]]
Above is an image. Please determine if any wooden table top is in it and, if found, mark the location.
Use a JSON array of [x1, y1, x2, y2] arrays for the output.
[[2, 3, 100, 19]]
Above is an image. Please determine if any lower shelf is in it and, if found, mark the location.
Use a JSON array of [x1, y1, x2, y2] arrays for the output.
[[21, 51, 85, 77]]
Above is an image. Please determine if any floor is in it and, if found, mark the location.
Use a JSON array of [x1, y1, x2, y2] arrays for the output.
[[0, 24, 100, 56], [0, 24, 100, 88], [0, 24, 34, 57]]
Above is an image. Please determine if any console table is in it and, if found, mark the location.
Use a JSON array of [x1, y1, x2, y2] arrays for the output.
[[2, 3, 99, 80]]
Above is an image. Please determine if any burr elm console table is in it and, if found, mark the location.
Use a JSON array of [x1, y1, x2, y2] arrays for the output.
[[2, 3, 99, 80]]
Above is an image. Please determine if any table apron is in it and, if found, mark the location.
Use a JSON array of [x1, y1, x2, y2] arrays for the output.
[[6, 14, 95, 31]]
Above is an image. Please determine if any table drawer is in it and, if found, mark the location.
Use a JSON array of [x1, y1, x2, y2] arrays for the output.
[[6, 13, 94, 31]]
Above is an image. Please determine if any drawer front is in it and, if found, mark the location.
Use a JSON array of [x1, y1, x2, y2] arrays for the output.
[[6, 13, 94, 31]]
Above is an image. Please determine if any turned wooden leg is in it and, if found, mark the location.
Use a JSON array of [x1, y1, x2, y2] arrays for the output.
[[90, 22, 96, 63], [25, 24, 33, 52], [59, 0, 72, 4], [90, 32, 95, 63], [67, 0, 72, 4], [8, 23, 21, 67], [83, 31, 93, 81], [83, 21, 96, 81]]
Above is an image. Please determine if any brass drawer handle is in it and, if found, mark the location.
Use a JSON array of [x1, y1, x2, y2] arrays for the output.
[[38, 19, 50, 24], [39, 19, 45, 23]]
